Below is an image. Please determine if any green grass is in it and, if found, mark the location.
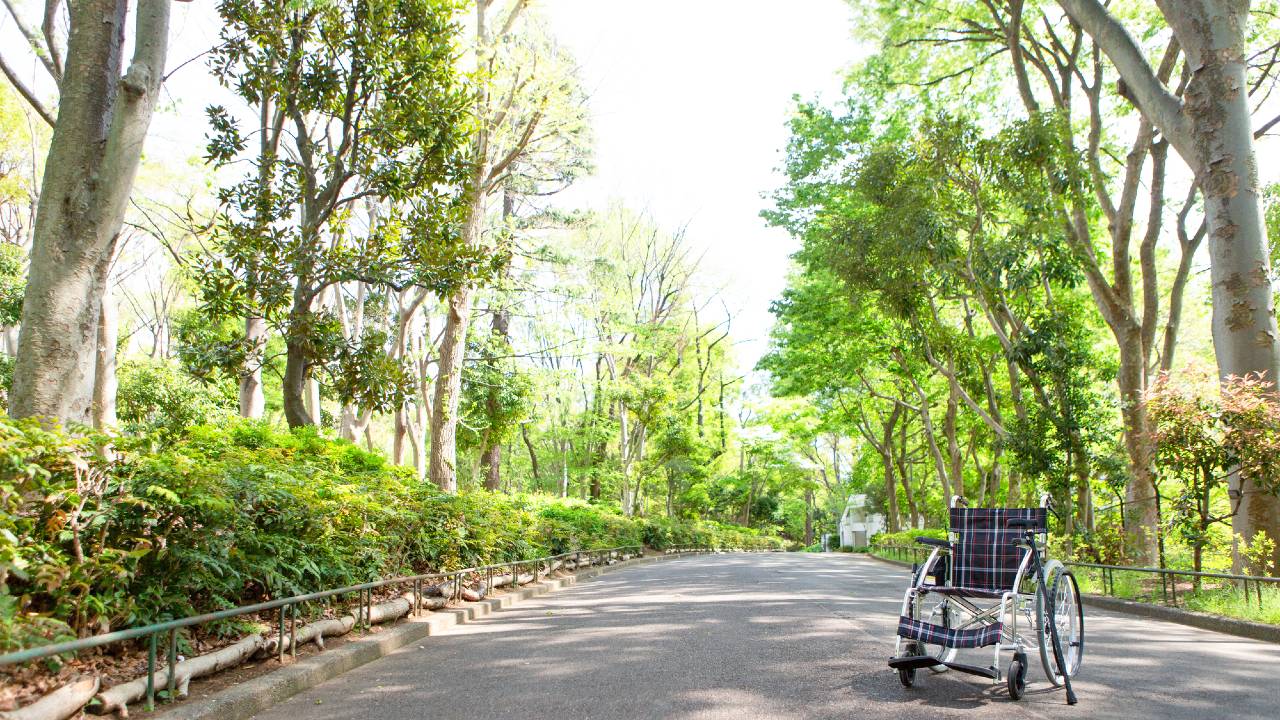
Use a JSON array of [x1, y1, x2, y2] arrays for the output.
[[1069, 566, 1280, 625]]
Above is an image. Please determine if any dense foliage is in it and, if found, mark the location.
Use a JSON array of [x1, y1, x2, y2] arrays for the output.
[[0, 417, 781, 652], [759, 0, 1280, 576]]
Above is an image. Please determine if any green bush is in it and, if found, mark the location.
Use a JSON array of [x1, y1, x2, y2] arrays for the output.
[[536, 500, 642, 554], [870, 528, 948, 547], [116, 359, 237, 438], [0, 418, 783, 653]]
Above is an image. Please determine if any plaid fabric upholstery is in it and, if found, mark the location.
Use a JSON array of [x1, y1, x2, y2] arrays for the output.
[[897, 615, 1003, 649], [949, 507, 1047, 594], [918, 585, 1004, 599]]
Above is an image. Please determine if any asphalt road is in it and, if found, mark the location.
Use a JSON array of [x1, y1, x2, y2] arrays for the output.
[[251, 553, 1280, 720]]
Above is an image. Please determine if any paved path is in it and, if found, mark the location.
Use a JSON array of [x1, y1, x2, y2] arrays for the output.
[[251, 553, 1280, 719]]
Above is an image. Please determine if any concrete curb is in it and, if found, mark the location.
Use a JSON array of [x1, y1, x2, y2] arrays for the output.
[[152, 552, 701, 720], [1079, 593, 1280, 644], [862, 552, 1280, 645]]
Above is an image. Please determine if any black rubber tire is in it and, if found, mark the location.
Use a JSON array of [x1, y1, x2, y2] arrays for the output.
[[1038, 567, 1085, 685], [899, 667, 916, 688], [1050, 571, 1084, 679], [1007, 659, 1026, 701]]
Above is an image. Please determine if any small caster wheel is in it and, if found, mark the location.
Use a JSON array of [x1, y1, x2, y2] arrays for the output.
[[1007, 658, 1026, 700], [899, 667, 916, 687]]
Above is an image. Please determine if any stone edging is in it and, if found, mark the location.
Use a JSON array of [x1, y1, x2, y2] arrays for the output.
[[861, 551, 1280, 645], [152, 551, 706, 720]]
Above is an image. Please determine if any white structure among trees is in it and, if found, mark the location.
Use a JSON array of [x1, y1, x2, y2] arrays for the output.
[[839, 494, 886, 548]]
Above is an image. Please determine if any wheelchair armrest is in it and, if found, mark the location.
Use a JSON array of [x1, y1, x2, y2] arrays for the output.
[[914, 537, 952, 550]]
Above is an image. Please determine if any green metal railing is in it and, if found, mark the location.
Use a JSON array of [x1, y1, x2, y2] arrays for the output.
[[662, 545, 783, 554], [0, 545, 642, 711], [870, 542, 1280, 609], [1065, 561, 1280, 609]]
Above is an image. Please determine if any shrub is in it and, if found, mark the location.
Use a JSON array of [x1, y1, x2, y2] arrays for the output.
[[0, 417, 784, 652], [870, 528, 948, 547], [116, 359, 237, 438]]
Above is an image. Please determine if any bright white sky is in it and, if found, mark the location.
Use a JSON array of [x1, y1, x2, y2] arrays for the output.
[[538, 1, 860, 372]]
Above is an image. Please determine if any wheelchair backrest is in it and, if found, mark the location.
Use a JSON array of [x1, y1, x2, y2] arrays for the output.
[[949, 507, 1048, 593]]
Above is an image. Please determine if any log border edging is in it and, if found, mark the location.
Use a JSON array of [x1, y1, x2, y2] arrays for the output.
[[149, 550, 711, 720]]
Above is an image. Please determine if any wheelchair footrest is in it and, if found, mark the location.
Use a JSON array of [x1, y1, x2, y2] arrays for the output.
[[897, 615, 1003, 649], [888, 655, 940, 671], [939, 661, 998, 679]]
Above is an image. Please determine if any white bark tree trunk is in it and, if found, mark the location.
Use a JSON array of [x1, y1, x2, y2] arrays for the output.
[[427, 181, 486, 492], [92, 283, 117, 428], [8, 0, 170, 424], [428, 286, 472, 493], [239, 315, 267, 418]]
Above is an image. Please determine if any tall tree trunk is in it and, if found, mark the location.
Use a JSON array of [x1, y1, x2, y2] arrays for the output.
[[830, 434, 841, 485], [804, 488, 815, 545], [281, 333, 312, 427], [559, 439, 569, 497], [520, 423, 541, 485], [427, 177, 486, 492], [619, 400, 634, 514], [895, 417, 920, 528], [481, 443, 502, 491], [92, 283, 117, 429], [9, 0, 170, 424], [883, 450, 900, 533], [480, 225, 512, 491], [428, 287, 471, 493], [945, 386, 964, 501], [239, 315, 267, 418], [1119, 332, 1159, 560], [1177, 4, 1280, 571], [282, 275, 318, 428]]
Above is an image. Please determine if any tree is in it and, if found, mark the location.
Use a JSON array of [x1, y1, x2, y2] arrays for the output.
[[202, 0, 469, 429], [428, 1, 589, 491], [1056, 0, 1280, 566], [1, 0, 171, 424]]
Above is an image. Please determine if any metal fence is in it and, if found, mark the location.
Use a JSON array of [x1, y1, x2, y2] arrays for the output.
[[0, 545, 643, 711], [870, 543, 1280, 609], [1065, 560, 1280, 609], [661, 544, 780, 554]]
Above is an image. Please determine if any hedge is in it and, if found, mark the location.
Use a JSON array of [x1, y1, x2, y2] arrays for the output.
[[0, 418, 780, 653]]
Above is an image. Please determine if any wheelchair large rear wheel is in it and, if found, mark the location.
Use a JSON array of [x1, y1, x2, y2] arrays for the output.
[[1036, 564, 1083, 686]]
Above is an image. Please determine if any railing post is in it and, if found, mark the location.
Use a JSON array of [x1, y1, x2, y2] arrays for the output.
[[146, 632, 157, 711], [278, 605, 287, 662], [166, 628, 177, 702], [290, 603, 298, 657]]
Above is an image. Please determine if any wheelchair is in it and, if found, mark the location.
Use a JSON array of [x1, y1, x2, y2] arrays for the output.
[[887, 494, 1083, 704]]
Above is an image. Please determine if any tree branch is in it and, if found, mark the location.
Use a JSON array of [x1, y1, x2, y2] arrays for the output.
[[0, 52, 55, 126], [1056, 0, 1191, 155]]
